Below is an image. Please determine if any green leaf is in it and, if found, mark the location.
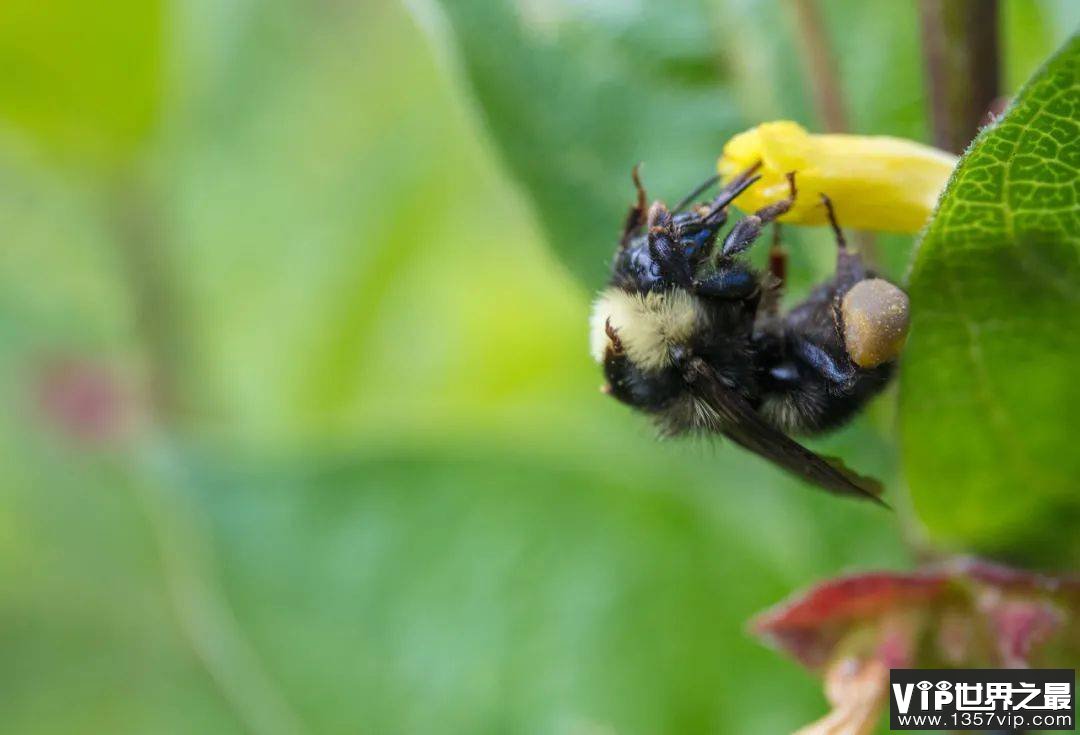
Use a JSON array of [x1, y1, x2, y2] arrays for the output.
[[900, 35, 1080, 562], [434, 0, 745, 285], [0, 0, 163, 164], [0, 421, 909, 734], [432, 0, 932, 288]]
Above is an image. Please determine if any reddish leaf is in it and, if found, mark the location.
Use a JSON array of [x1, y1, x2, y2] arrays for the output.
[[945, 557, 1080, 595], [754, 558, 1080, 734], [752, 571, 946, 668], [753, 559, 1079, 670]]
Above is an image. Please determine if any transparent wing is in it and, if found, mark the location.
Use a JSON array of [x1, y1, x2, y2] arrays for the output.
[[684, 359, 886, 504]]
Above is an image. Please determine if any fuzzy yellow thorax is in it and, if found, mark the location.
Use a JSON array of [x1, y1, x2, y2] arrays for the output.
[[718, 121, 958, 233]]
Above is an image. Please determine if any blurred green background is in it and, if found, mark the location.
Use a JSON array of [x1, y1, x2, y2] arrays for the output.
[[0, 1, 1075, 733]]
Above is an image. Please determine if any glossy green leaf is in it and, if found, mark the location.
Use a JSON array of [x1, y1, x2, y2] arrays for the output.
[[900, 35, 1080, 562]]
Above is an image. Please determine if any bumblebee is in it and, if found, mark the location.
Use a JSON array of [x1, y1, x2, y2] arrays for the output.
[[590, 166, 909, 501]]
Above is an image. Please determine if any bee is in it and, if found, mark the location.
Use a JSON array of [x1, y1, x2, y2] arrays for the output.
[[590, 165, 909, 502]]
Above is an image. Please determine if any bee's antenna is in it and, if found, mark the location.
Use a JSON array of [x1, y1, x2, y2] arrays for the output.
[[672, 174, 721, 214], [701, 173, 761, 222]]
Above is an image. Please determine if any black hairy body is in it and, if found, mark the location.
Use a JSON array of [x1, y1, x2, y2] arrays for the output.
[[590, 168, 898, 501]]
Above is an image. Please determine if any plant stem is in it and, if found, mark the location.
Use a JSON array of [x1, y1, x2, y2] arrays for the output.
[[918, 0, 1001, 154], [789, 0, 848, 133], [108, 172, 194, 423], [788, 0, 881, 261]]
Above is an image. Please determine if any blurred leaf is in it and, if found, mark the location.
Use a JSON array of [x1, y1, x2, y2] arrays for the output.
[[433, 0, 745, 285], [0, 0, 163, 164], [0, 443, 244, 734], [1001, 0, 1080, 93], [432, 0, 937, 288], [0, 419, 909, 735], [0, 156, 133, 348], [899, 36, 1080, 561], [144, 0, 594, 438]]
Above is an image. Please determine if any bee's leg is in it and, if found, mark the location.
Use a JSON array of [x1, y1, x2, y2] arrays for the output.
[[694, 268, 758, 299], [760, 223, 786, 316], [651, 230, 694, 288], [721, 172, 797, 257], [693, 181, 788, 302], [647, 202, 694, 288], [819, 193, 872, 334], [646, 199, 670, 230], [770, 223, 787, 281], [670, 164, 765, 266], [619, 164, 648, 247], [792, 338, 856, 386], [820, 193, 867, 285]]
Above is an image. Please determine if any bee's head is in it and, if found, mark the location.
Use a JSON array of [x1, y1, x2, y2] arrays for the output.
[[611, 225, 719, 295]]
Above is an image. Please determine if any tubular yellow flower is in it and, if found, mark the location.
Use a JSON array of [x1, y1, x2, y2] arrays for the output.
[[718, 121, 958, 233]]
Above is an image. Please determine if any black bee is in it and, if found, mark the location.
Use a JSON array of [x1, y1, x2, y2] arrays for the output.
[[590, 165, 905, 502]]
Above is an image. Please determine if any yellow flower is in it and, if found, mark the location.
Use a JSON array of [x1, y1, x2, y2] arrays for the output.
[[718, 121, 958, 233]]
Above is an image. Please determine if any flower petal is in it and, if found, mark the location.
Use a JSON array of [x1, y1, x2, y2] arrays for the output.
[[718, 121, 958, 233]]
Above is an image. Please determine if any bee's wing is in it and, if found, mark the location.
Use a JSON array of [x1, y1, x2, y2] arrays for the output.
[[684, 359, 886, 504]]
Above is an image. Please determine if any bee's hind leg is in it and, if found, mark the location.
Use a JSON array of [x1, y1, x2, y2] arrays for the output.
[[792, 338, 856, 386], [818, 193, 874, 333]]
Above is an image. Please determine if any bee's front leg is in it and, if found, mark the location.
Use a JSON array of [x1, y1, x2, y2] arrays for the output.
[[647, 202, 694, 288], [721, 172, 798, 257]]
